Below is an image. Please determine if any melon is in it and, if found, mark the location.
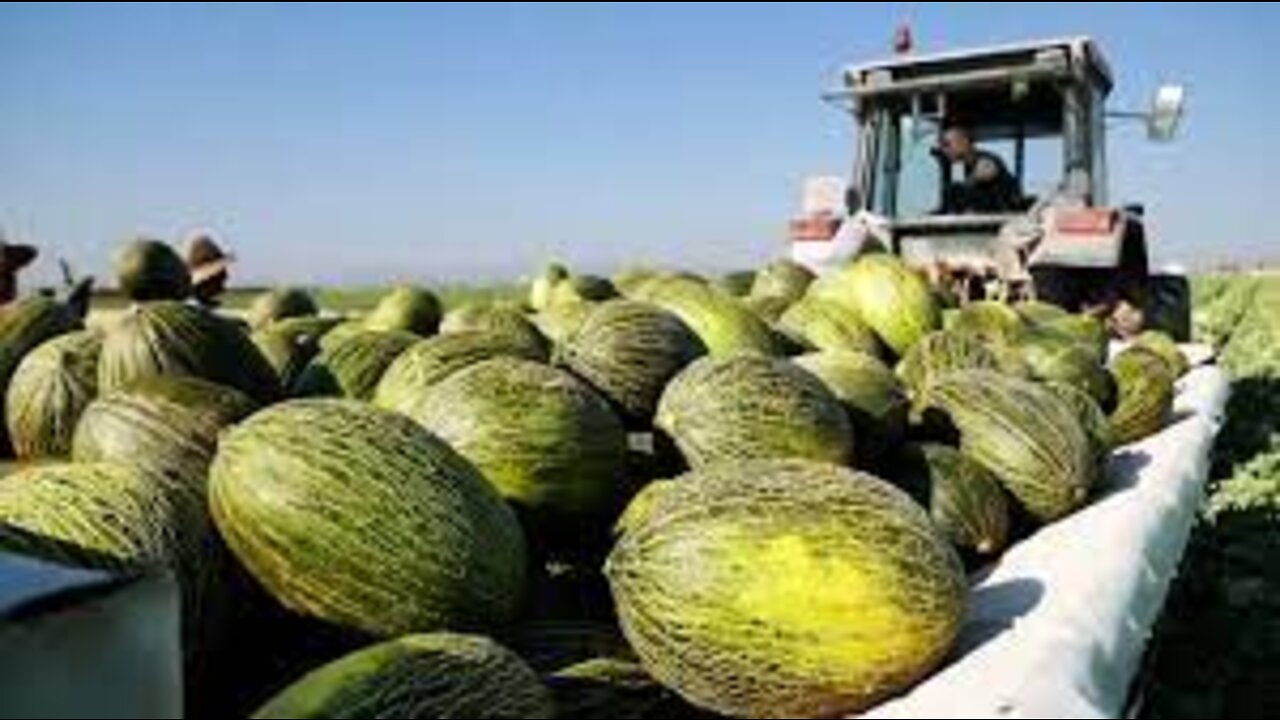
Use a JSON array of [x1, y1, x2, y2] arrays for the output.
[[362, 285, 443, 336], [406, 357, 628, 520], [654, 353, 853, 467], [374, 331, 550, 416], [97, 301, 280, 403], [794, 350, 908, 464], [922, 370, 1096, 522], [292, 329, 417, 400], [252, 633, 553, 720], [605, 458, 966, 718], [5, 331, 101, 459], [209, 399, 528, 636], [557, 300, 705, 424]]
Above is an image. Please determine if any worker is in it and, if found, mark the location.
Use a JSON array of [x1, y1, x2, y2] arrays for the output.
[[935, 123, 1024, 214], [0, 241, 39, 305], [185, 233, 235, 308]]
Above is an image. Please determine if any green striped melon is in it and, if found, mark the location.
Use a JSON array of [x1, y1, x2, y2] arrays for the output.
[[822, 253, 940, 357], [250, 316, 344, 389], [98, 301, 280, 403], [375, 331, 550, 416], [794, 350, 908, 465], [1044, 381, 1114, 479], [362, 285, 443, 336], [0, 298, 84, 454], [209, 399, 527, 636], [896, 330, 1002, 397], [633, 276, 779, 357], [922, 370, 1096, 522], [1017, 329, 1115, 407], [292, 329, 417, 400], [948, 301, 1024, 345], [0, 461, 185, 571], [1108, 347, 1175, 446], [406, 358, 628, 519], [246, 287, 319, 330], [654, 353, 853, 467], [1132, 330, 1190, 378], [777, 295, 881, 356], [252, 633, 554, 720], [605, 458, 967, 718], [889, 443, 1010, 556], [440, 303, 551, 358], [5, 331, 101, 459], [113, 238, 192, 301], [749, 259, 814, 303], [72, 376, 257, 495], [316, 320, 366, 352], [557, 300, 706, 424], [1042, 314, 1110, 364]]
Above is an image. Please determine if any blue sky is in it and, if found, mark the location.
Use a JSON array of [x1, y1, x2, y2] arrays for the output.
[[1, 3, 1275, 285]]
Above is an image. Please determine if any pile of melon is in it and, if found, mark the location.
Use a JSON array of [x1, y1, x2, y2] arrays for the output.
[[0, 240, 1190, 719]]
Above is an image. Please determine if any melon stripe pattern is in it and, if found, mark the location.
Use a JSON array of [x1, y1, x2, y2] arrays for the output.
[[439, 303, 551, 359], [633, 276, 780, 357], [1108, 346, 1176, 446], [209, 399, 527, 637], [896, 330, 1003, 398], [407, 357, 628, 519], [794, 350, 908, 465], [777, 294, 882, 356], [891, 443, 1010, 555], [0, 461, 184, 572], [6, 330, 101, 459], [292, 329, 417, 399], [834, 253, 940, 357], [374, 330, 550, 416], [557, 300, 706, 424], [72, 376, 258, 496], [605, 458, 966, 718], [252, 633, 554, 720], [97, 301, 280, 403], [655, 353, 854, 468], [923, 370, 1096, 522], [0, 297, 82, 453]]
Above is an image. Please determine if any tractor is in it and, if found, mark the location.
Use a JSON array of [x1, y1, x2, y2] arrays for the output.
[[790, 36, 1190, 338]]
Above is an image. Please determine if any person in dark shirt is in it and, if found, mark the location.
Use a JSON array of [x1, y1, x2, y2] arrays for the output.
[[936, 124, 1024, 214]]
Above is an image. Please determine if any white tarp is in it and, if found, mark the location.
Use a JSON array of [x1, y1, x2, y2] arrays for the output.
[[862, 353, 1230, 720]]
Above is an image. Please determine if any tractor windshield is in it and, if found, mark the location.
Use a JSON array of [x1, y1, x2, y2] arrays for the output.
[[865, 82, 1066, 220]]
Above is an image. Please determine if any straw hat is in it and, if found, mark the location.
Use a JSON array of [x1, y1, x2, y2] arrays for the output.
[[185, 233, 235, 286]]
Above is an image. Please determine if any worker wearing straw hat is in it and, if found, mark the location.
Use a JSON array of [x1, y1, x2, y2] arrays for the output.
[[0, 239, 39, 305], [185, 233, 235, 308]]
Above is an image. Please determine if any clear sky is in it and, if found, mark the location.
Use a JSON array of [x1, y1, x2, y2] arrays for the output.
[[2, 2, 1275, 286]]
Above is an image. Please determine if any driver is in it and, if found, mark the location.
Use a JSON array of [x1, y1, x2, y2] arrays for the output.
[[936, 122, 1024, 214]]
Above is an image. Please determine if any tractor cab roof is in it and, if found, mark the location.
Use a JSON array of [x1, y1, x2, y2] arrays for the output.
[[840, 37, 1113, 141]]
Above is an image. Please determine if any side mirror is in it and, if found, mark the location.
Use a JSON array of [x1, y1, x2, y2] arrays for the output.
[[1147, 84, 1185, 142]]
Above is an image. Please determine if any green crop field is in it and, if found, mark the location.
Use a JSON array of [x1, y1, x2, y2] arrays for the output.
[[1143, 273, 1280, 718]]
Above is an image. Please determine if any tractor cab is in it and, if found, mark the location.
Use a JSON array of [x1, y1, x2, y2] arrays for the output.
[[793, 37, 1187, 331]]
